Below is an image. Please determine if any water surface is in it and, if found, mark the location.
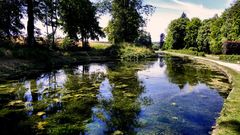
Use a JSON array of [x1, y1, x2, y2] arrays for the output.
[[0, 56, 230, 135]]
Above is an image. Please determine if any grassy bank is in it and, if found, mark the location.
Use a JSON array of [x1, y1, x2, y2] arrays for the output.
[[160, 50, 240, 135], [213, 68, 240, 135], [106, 43, 155, 60], [219, 55, 240, 64], [166, 49, 205, 57], [0, 42, 155, 82]]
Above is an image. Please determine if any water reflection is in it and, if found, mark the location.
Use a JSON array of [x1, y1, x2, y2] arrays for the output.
[[0, 56, 230, 135]]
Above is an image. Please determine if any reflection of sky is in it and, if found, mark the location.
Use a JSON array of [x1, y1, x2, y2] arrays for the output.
[[4, 59, 226, 134], [97, 78, 112, 101], [74, 64, 108, 75], [136, 58, 224, 134]]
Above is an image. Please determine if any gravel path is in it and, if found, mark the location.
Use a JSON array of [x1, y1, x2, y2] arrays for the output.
[[160, 51, 240, 72], [196, 56, 240, 72]]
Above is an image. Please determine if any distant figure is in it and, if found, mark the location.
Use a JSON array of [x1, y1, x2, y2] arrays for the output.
[[159, 33, 165, 48]]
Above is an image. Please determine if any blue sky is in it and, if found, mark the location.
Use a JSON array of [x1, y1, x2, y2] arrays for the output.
[[27, 0, 235, 41]]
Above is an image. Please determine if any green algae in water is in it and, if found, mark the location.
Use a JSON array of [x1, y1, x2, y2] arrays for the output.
[[0, 57, 231, 135]]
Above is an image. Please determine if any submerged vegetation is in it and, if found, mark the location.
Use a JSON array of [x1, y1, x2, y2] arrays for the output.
[[0, 56, 231, 135]]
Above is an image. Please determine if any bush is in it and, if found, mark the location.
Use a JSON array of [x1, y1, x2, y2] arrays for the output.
[[60, 37, 74, 50], [105, 43, 155, 60]]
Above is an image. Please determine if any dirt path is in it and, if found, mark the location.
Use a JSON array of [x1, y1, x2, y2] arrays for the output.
[[160, 51, 240, 72]]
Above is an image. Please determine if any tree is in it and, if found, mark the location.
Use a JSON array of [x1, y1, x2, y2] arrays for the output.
[[135, 30, 152, 47], [0, 0, 24, 40], [105, 0, 154, 44], [197, 19, 212, 53], [184, 17, 202, 49], [160, 33, 165, 48], [164, 14, 190, 49], [60, 0, 105, 49], [26, 0, 35, 46], [38, 0, 60, 47], [221, 0, 240, 41], [181, 12, 187, 19], [209, 16, 224, 54]]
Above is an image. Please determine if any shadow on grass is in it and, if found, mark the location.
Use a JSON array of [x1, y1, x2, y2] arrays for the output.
[[219, 120, 240, 134]]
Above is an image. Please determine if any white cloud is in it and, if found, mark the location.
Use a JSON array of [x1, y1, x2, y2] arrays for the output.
[[226, 0, 236, 7]]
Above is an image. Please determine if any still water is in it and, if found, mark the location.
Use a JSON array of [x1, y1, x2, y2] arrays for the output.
[[0, 56, 230, 135]]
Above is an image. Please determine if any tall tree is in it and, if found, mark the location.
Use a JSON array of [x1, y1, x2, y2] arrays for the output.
[[164, 14, 190, 49], [105, 0, 154, 44], [60, 0, 105, 49], [197, 19, 212, 53], [38, 0, 60, 47], [0, 0, 24, 40], [27, 0, 35, 46], [184, 17, 202, 49], [209, 15, 224, 54]]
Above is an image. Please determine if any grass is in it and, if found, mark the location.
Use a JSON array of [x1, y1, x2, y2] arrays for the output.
[[167, 49, 205, 57], [219, 55, 240, 64], [213, 68, 240, 135]]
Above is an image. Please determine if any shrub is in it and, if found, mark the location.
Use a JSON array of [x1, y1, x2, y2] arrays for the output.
[[60, 37, 74, 50], [105, 43, 155, 60]]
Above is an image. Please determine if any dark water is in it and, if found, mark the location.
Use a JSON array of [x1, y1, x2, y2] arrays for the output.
[[0, 56, 230, 135]]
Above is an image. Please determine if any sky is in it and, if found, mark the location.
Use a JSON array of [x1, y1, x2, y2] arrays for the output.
[[24, 0, 236, 42]]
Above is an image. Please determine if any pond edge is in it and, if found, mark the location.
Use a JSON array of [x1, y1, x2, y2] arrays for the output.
[[158, 51, 240, 135]]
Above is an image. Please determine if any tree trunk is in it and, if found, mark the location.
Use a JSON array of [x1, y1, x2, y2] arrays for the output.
[[27, 0, 35, 46]]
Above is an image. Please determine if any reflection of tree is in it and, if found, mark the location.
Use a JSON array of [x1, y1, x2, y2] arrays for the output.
[[165, 56, 213, 89], [45, 65, 105, 134], [95, 62, 147, 134]]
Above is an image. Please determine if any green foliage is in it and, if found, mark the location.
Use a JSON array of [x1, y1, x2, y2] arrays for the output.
[[0, 0, 24, 39], [169, 49, 205, 57], [221, 1, 240, 41], [209, 16, 224, 54], [164, 16, 190, 49], [135, 30, 152, 47], [60, 0, 105, 48], [197, 19, 212, 53], [184, 18, 202, 49], [106, 43, 154, 60], [165, 1, 240, 55], [59, 37, 73, 50], [105, 0, 154, 44]]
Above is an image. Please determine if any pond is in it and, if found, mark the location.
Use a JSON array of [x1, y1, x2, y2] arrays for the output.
[[0, 55, 231, 135]]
